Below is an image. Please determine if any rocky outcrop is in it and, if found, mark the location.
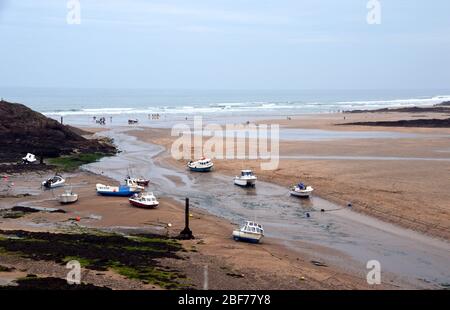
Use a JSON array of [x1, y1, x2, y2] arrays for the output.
[[0, 100, 116, 162]]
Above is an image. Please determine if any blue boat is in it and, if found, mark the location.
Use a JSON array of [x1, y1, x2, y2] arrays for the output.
[[187, 158, 214, 172], [96, 183, 142, 197]]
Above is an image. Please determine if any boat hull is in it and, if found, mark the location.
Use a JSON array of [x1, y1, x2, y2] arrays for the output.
[[97, 191, 137, 197], [96, 184, 140, 197], [188, 166, 213, 172], [232, 231, 262, 243], [290, 190, 312, 198], [129, 199, 159, 209], [58, 195, 78, 204], [234, 178, 256, 187]]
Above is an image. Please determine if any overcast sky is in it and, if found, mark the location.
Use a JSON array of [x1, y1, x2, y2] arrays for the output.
[[0, 0, 449, 89]]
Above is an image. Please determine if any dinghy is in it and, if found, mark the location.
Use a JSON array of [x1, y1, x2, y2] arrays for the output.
[[187, 158, 214, 172], [232, 221, 264, 243], [58, 189, 78, 204], [125, 176, 150, 187], [129, 192, 159, 209], [290, 182, 314, 198], [42, 175, 65, 189], [234, 170, 257, 187]]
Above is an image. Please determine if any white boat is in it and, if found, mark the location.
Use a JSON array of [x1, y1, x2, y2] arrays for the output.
[[187, 158, 214, 172], [58, 189, 78, 204], [129, 192, 159, 209], [232, 221, 264, 243], [290, 182, 314, 198], [42, 175, 65, 189], [22, 153, 36, 164], [125, 176, 150, 187], [124, 178, 145, 190], [234, 170, 257, 187]]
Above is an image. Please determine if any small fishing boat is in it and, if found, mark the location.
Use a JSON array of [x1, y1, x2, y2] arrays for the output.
[[42, 175, 65, 189], [22, 153, 36, 164], [187, 158, 214, 172], [96, 183, 142, 197], [290, 182, 314, 198], [96, 179, 143, 197], [58, 189, 78, 204], [125, 176, 150, 187], [129, 192, 159, 209], [234, 170, 257, 187], [232, 221, 264, 243]]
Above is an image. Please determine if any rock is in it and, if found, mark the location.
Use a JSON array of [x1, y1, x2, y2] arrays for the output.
[[0, 100, 116, 163]]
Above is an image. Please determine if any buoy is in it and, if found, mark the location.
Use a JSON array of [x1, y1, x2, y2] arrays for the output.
[[300, 276, 305, 281], [75, 217, 81, 222], [189, 213, 193, 217], [167, 223, 172, 227]]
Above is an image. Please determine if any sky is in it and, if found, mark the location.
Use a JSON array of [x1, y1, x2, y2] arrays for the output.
[[0, 0, 449, 90]]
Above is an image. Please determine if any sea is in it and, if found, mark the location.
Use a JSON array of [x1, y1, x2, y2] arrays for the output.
[[1, 87, 449, 127]]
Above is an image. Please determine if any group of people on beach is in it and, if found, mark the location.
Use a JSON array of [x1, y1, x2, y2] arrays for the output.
[[93, 116, 107, 125]]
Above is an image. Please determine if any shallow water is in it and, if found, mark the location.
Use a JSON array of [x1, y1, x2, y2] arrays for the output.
[[83, 128, 450, 289]]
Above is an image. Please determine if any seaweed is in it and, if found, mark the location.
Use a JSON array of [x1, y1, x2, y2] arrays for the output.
[[0, 230, 188, 289]]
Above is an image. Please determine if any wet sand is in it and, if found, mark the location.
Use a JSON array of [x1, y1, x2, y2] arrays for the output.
[[127, 112, 450, 240], [0, 171, 381, 290], [112, 113, 450, 288]]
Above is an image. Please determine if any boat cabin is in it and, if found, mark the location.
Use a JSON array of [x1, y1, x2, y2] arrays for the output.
[[198, 158, 212, 165], [138, 194, 157, 203], [297, 183, 306, 190], [241, 221, 264, 235], [240, 170, 254, 177]]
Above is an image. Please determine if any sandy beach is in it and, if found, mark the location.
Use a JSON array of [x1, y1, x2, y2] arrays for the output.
[[129, 112, 450, 240], [1, 110, 449, 290]]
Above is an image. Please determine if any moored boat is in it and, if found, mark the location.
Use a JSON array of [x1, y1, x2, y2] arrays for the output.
[[42, 175, 65, 189], [232, 221, 264, 243], [234, 170, 257, 187], [129, 192, 159, 209], [22, 153, 37, 164], [58, 189, 78, 204], [290, 182, 314, 198], [125, 176, 150, 187], [187, 158, 214, 172], [96, 180, 143, 197]]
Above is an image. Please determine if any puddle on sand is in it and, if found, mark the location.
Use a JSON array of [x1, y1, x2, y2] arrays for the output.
[[83, 128, 450, 289]]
